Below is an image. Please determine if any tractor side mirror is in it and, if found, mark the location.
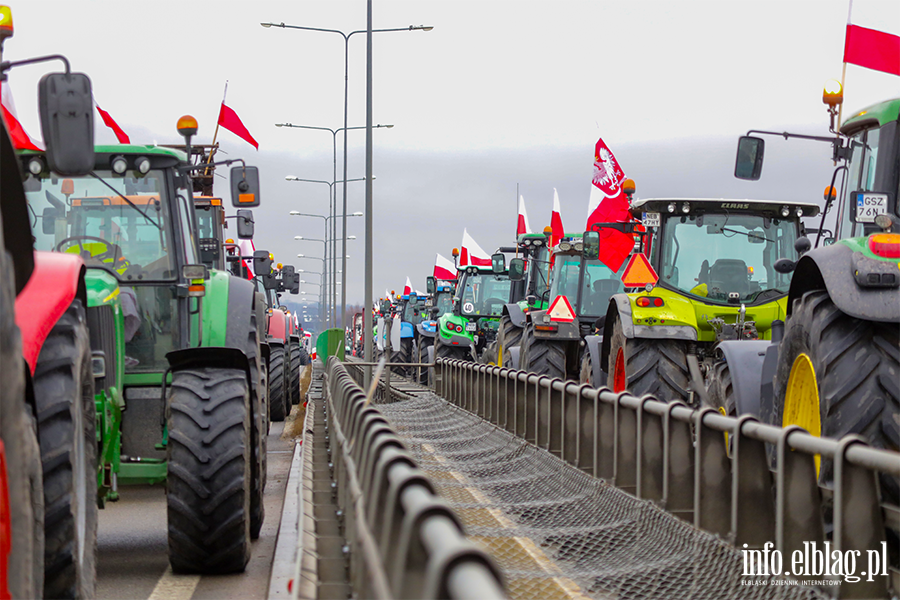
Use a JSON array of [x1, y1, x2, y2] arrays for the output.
[[508, 258, 525, 281], [583, 230, 600, 258], [491, 252, 505, 273], [41, 207, 61, 235], [280, 265, 296, 289], [290, 272, 300, 295], [38, 72, 95, 176], [381, 300, 392, 314], [230, 166, 261, 207], [430, 306, 439, 317], [735, 136, 765, 180], [253, 249, 272, 274], [236, 209, 254, 239], [426, 276, 436, 294]]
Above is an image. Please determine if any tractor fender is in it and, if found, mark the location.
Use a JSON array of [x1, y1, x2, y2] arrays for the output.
[[789, 243, 899, 322], [166, 347, 251, 385], [267, 309, 288, 343], [416, 322, 436, 338], [399, 321, 414, 339], [583, 334, 604, 388], [600, 294, 633, 369], [502, 303, 527, 328], [224, 275, 257, 351], [506, 346, 521, 371], [15, 251, 86, 374], [713, 340, 771, 418]]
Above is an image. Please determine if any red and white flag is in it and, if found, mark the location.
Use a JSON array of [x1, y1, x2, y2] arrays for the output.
[[238, 238, 256, 280], [434, 253, 457, 280], [459, 229, 492, 268], [95, 100, 130, 144], [550, 188, 565, 248], [844, 23, 900, 76], [517, 194, 532, 235], [217, 102, 259, 149], [0, 81, 43, 151], [585, 137, 633, 272], [403, 276, 412, 296]]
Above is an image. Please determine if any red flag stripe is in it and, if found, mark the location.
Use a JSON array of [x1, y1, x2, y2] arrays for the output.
[[95, 104, 130, 144], [844, 24, 900, 77], [434, 265, 456, 279], [217, 102, 259, 149]]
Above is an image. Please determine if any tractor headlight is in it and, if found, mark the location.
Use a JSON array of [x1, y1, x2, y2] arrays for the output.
[[111, 155, 128, 175], [135, 156, 151, 174], [681, 202, 690, 214], [795, 207, 803, 218], [28, 157, 44, 175], [781, 206, 791, 218], [667, 203, 676, 213]]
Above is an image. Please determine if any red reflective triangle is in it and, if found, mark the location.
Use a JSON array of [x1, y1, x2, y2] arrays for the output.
[[621, 253, 658, 287], [548, 295, 576, 322]]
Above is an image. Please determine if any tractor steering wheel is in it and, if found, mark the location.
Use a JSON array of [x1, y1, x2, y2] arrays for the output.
[[55, 236, 134, 274], [483, 297, 505, 313]]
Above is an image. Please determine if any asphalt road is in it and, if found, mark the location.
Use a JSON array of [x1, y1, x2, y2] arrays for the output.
[[95, 414, 299, 600]]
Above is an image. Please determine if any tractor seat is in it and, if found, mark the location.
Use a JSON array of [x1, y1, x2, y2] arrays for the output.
[[707, 259, 749, 296]]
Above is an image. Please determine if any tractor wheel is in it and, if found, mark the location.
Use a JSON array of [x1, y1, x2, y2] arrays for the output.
[[580, 346, 597, 387], [289, 341, 301, 405], [33, 300, 98, 600], [774, 290, 899, 500], [391, 338, 414, 377], [246, 312, 265, 540], [606, 314, 691, 402], [524, 338, 566, 380], [496, 315, 523, 369], [268, 345, 287, 422], [298, 346, 310, 366], [167, 367, 251, 574], [481, 341, 499, 365], [706, 359, 736, 416], [434, 335, 468, 362], [416, 338, 433, 384]]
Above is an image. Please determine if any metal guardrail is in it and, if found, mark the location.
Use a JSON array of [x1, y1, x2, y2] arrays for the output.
[[323, 357, 507, 599], [435, 358, 900, 600]]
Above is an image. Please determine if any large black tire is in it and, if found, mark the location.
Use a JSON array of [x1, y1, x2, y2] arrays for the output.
[[606, 314, 691, 402], [34, 299, 98, 599], [298, 346, 310, 366], [416, 338, 433, 384], [246, 311, 266, 540], [268, 344, 287, 422], [706, 359, 736, 415], [434, 335, 469, 362], [524, 338, 566, 380], [289, 341, 301, 405], [167, 367, 251, 573], [774, 290, 899, 498], [496, 315, 523, 369], [580, 346, 594, 386], [481, 341, 499, 365], [391, 338, 414, 377]]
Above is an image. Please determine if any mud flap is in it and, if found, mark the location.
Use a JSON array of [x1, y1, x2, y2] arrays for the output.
[[714, 340, 771, 418]]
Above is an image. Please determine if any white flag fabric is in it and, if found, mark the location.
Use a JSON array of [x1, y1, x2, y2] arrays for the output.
[[460, 229, 492, 267], [434, 253, 457, 279], [517, 195, 533, 235]]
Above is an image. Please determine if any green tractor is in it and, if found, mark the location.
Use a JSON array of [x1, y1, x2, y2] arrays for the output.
[[21, 128, 268, 573], [728, 94, 899, 492], [434, 256, 512, 363], [514, 232, 626, 380], [588, 198, 818, 407]]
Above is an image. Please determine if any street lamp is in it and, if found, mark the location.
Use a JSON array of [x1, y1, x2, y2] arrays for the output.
[[263, 19, 431, 329]]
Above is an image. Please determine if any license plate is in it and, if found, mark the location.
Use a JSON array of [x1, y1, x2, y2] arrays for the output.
[[465, 322, 477, 332], [642, 212, 661, 227], [855, 193, 888, 223]]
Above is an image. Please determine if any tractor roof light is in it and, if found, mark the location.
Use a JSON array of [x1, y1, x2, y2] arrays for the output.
[[135, 156, 151, 174], [822, 79, 843, 107], [681, 202, 690, 214], [574, 242, 584, 252], [824, 186, 837, 202], [667, 203, 676, 214], [543, 226, 553, 236], [795, 207, 803, 218], [780, 206, 791, 218], [533, 239, 543, 246], [523, 239, 532, 246], [110, 155, 128, 174], [0, 6, 14, 38], [558, 242, 572, 252], [623, 178, 636, 199], [452, 248, 459, 257], [177, 115, 198, 138], [27, 156, 44, 175]]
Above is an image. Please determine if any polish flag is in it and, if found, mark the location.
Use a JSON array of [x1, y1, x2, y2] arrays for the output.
[[517, 195, 532, 235], [0, 81, 43, 151], [217, 102, 259, 149], [459, 229, 492, 268], [434, 253, 457, 280], [95, 101, 130, 144], [844, 24, 900, 76], [403, 276, 412, 296], [385, 288, 391, 300], [238, 238, 256, 279], [550, 188, 565, 248], [585, 137, 634, 272]]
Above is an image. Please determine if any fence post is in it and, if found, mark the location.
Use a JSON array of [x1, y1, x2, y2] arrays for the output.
[[693, 408, 731, 538]]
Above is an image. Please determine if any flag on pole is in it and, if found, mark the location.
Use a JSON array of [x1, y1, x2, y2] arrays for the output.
[[403, 276, 412, 296], [434, 253, 457, 280], [550, 188, 565, 248], [459, 229, 492, 268], [585, 137, 634, 272], [843, 24, 900, 76], [0, 82, 43, 151], [517, 195, 532, 235], [95, 101, 130, 143], [238, 238, 256, 280], [217, 102, 259, 149]]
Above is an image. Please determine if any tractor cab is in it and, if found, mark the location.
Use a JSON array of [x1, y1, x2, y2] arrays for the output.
[[194, 196, 225, 270]]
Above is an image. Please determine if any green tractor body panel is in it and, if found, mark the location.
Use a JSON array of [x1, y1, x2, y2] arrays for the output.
[[840, 98, 900, 132], [199, 269, 232, 348], [436, 312, 477, 347]]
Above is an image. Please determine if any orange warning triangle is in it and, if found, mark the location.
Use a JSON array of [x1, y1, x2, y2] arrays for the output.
[[621, 253, 658, 287], [547, 295, 576, 322]]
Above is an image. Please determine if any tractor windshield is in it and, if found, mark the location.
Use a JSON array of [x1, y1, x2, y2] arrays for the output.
[[549, 255, 623, 317], [528, 246, 551, 293], [837, 124, 894, 239], [26, 170, 178, 281], [433, 291, 453, 317], [657, 213, 798, 304], [458, 272, 511, 317]]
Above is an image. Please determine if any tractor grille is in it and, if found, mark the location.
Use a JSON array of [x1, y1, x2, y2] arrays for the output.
[[87, 305, 117, 392]]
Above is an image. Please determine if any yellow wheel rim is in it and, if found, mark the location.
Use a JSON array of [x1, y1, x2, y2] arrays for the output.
[[783, 353, 821, 474], [497, 339, 504, 368]]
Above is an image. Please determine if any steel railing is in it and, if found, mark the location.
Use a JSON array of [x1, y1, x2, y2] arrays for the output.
[[434, 358, 900, 600], [322, 357, 506, 599]]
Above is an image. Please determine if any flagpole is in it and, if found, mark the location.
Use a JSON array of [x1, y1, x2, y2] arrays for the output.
[[515, 183, 519, 258], [837, 0, 853, 129], [204, 81, 228, 173]]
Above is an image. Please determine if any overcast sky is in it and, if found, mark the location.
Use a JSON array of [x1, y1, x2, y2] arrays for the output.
[[6, 0, 899, 327]]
